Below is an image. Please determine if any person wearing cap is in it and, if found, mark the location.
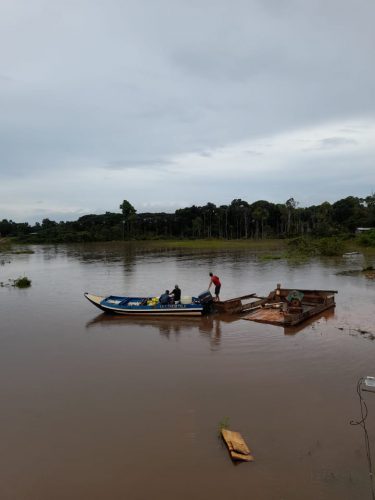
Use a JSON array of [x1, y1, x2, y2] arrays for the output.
[[208, 272, 221, 301], [170, 284, 181, 303]]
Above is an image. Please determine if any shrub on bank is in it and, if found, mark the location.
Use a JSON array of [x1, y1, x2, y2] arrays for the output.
[[287, 237, 317, 256], [287, 236, 345, 257], [358, 229, 375, 247], [317, 237, 345, 256]]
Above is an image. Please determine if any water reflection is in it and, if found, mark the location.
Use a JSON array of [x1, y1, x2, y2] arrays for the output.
[[85, 313, 225, 349], [85, 306, 337, 344], [86, 313, 204, 334], [199, 315, 223, 350], [283, 308, 336, 335]]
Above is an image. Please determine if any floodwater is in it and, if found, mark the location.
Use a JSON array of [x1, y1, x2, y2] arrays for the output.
[[1, 243, 375, 500]]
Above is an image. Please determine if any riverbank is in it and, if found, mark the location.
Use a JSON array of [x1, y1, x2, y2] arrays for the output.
[[6, 235, 375, 257], [116, 237, 375, 260]]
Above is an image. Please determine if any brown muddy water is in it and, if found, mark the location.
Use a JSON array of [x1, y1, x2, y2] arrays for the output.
[[1, 243, 375, 500]]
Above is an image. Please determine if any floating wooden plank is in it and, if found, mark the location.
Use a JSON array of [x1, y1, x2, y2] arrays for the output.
[[221, 429, 254, 462]]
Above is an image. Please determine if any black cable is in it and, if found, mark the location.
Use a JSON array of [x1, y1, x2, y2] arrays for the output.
[[350, 377, 375, 500]]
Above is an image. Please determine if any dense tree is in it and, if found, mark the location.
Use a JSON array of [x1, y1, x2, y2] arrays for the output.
[[365, 194, 375, 226], [120, 200, 136, 218], [120, 200, 137, 238], [0, 219, 13, 236], [5, 194, 375, 243], [332, 196, 367, 232]]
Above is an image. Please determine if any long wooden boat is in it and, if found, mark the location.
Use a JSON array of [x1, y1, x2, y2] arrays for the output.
[[84, 292, 212, 316], [242, 284, 337, 326]]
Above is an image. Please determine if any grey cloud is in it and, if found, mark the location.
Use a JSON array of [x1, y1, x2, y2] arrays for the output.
[[319, 137, 358, 149], [105, 158, 174, 170], [245, 150, 263, 156], [303, 137, 358, 152], [0, 74, 13, 81], [26, 209, 91, 225]]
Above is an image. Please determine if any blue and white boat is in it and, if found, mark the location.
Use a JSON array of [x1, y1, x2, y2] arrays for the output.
[[84, 291, 213, 316]]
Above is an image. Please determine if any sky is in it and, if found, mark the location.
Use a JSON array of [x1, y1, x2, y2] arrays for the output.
[[1, 0, 374, 223]]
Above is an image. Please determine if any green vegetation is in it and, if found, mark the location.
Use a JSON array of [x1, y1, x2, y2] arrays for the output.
[[0, 238, 12, 252], [139, 238, 287, 251], [259, 254, 283, 261], [287, 236, 316, 257], [358, 229, 375, 247], [13, 276, 32, 288], [316, 237, 345, 256], [0, 276, 32, 288], [286, 236, 345, 258], [1, 194, 374, 245]]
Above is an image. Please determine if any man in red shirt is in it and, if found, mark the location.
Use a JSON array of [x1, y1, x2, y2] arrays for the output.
[[208, 272, 221, 302]]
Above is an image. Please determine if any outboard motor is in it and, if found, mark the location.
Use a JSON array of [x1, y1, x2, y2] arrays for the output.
[[198, 290, 214, 314]]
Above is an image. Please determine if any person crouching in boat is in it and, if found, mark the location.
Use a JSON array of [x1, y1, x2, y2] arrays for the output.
[[159, 290, 170, 305], [170, 284, 181, 304]]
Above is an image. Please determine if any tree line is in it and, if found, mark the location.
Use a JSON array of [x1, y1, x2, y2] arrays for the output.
[[1, 194, 375, 243]]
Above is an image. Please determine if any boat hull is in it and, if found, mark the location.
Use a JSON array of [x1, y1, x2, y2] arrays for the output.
[[84, 293, 204, 316]]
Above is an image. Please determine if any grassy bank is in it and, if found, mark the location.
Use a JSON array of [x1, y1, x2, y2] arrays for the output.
[[0, 238, 35, 255], [134, 237, 375, 257], [9, 235, 375, 257], [135, 238, 288, 251], [344, 240, 375, 255]]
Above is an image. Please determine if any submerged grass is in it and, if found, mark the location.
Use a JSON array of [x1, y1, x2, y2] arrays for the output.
[[134, 237, 371, 258], [259, 254, 283, 261], [0, 276, 32, 288], [0, 239, 34, 256], [13, 276, 32, 288], [134, 239, 288, 252], [0, 238, 13, 253]]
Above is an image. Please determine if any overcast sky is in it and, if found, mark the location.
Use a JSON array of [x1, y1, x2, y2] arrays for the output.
[[1, 0, 374, 223]]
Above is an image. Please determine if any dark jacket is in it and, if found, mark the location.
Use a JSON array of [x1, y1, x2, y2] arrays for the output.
[[159, 292, 170, 305], [171, 287, 181, 301]]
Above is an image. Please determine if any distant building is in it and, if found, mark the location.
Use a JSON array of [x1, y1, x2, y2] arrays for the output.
[[356, 227, 373, 234]]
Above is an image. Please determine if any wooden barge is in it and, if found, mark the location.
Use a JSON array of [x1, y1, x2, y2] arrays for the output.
[[216, 284, 337, 327], [242, 284, 337, 326]]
